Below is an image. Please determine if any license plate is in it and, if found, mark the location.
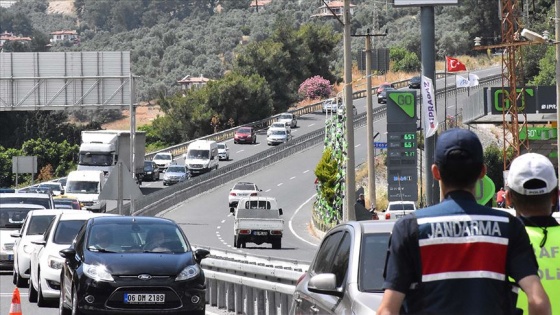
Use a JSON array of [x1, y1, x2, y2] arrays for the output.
[[124, 293, 165, 304], [254, 231, 268, 236], [395, 214, 404, 219]]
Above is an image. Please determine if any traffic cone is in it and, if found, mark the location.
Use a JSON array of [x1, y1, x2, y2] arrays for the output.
[[9, 287, 22, 315]]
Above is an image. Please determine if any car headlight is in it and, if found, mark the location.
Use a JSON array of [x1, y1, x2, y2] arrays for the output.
[[176, 264, 200, 281], [83, 263, 114, 282], [48, 255, 64, 270]]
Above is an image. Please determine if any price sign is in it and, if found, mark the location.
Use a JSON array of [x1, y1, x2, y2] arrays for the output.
[[387, 91, 418, 202]]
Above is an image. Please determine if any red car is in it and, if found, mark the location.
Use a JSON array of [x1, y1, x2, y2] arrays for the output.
[[376, 82, 393, 94], [234, 126, 257, 144]]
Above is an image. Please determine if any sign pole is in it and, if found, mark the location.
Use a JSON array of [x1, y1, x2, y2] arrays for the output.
[[365, 30, 376, 211]]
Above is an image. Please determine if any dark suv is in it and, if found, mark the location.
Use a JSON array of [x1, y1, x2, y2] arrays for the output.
[[234, 126, 257, 144], [409, 76, 421, 89], [143, 160, 160, 181]]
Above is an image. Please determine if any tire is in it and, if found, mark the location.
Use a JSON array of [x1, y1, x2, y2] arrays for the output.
[[235, 236, 243, 248], [15, 270, 27, 288], [28, 276, 38, 303], [233, 236, 238, 248], [241, 241, 246, 248], [37, 273, 48, 307], [72, 286, 83, 315], [272, 239, 281, 249], [12, 270, 16, 285], [59, 277, 71, 315]]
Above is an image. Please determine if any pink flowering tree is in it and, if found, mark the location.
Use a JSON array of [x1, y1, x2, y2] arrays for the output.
[[298, 75, 332, 100]]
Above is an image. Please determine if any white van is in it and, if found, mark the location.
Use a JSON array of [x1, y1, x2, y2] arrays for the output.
[[183, 140, 219, 175], [65, 171, 107, 212]]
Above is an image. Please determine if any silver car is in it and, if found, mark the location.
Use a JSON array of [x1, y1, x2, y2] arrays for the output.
[[162, 165, 190, 186], [290, 221, 394, 315]]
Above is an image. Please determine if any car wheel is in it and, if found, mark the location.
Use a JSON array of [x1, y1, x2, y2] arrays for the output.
[[12, 270, 16, 285], [233, 236, 238, 248], [59, 276, 71, 315], [15, 270, 27, 288], [235, 236, 243, 248], [28, 275, 38, 303], [72, 286, 83, 315], [272, 239, 282, 249], [241, 241, 246, 248], [37, 273, 48, 307]]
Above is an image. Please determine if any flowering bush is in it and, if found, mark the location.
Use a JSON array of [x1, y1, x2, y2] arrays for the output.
[[298, 76, 332, 100]]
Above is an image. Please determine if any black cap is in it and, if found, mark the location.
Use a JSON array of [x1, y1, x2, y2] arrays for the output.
[[435, 128, 483, 165]]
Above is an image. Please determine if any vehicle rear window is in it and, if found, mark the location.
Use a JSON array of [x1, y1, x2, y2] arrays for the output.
[[54, 220, 86, 244], [234, 183, 256, 190], [359, 233, 391, 292], [243, 200, 271, 209], [389, 204, 415, 211], [238, 128, 251, 133], [1, 197, 51, 209], [0, 208, 34, 229], [27, 215, 56, 235]]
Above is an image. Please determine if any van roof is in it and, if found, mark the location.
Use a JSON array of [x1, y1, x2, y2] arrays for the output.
[[1, 193, 52, 199]]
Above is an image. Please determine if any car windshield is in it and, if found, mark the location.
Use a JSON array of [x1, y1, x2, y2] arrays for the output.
[[154, 154, 172, 161], [53, 219, 86, 244], [218, 144, 226, 149], [87, 222, 189, 254], [0, 197, 51, 209], [79, 153, 113, 166], [187, 149, 209, 159], [0, 207, 34, 229], [54, 199, 80, 209], [167, 166, 186, 173], [39, 183, 61, 191], [237, 128, 251, 134], [359, 232, 391, 292], [272, 123, 285, 128], [279, 114, 292, 119], [144, 161, 154, 170], [389, 203, 415, 211], [66, 181, 99, 194], [271, 130, 286, 135], [26, 215, 56, 235], [233, 183, 257, 191]]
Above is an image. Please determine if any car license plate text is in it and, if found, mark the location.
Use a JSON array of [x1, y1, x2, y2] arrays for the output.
[[254, 231, 268, 236], [124, 293, 165, 304]]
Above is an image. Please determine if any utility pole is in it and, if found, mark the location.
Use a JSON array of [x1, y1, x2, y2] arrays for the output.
[[554, 0, 560, 170], [352, 29, 387, 211], [343, 0, 355, 221]]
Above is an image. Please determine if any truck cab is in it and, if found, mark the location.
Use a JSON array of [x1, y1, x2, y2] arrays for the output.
[[183, 140, 219, 175], [231, 197, 284, 249], [65, 171, 107, 213]]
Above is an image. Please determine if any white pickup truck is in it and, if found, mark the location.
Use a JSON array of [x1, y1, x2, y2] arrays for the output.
[[230, 197, 284, 249]]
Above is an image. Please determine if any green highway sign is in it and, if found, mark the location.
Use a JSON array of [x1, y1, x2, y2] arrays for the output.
[[475, 175, 495, 206], [389, 92, 416, 118], [519, 126, 557, 141]]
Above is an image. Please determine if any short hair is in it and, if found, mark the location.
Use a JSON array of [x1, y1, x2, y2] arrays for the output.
[[508, 179, 555, 208], [436, 149, 483, 188]]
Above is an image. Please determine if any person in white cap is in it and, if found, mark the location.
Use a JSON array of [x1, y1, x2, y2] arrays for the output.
[[506, 152, 559, 315]]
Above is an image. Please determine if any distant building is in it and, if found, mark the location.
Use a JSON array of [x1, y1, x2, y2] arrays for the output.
[[249, 0, 272, 12], [311, 0, 355, 18], [0, 31, 32, 49], [177, 75, 211, 91], [50, 30, 79, 44]]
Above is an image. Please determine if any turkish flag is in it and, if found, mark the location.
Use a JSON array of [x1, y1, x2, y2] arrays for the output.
[[446, 56, 467, 72]]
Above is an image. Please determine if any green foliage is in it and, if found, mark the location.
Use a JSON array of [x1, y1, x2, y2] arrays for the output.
[[529, 46, 555, 86], [315, 148, 339, 205], [391, 47, 420, 72], [483, 144, 504, 191]]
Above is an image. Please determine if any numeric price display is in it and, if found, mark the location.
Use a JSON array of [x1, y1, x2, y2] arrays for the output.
[[387, 132, 417, 166]]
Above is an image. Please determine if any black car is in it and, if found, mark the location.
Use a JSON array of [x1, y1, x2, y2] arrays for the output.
[[377, 87, 395, 104], [143, 160, 160, 181], [59, 216, 210, 315], [408, 76, 421, 89]]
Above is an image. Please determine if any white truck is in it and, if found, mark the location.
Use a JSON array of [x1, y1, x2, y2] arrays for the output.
[[183, 140, 219, 175], [230, 197, 284, 249], [64, 170, 107, 213], [78, 130, 146, 184]]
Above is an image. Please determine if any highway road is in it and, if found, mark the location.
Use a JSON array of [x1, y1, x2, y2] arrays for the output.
[[0, 67, 500, 314]]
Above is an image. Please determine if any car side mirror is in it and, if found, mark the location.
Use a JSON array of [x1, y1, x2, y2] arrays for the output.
[[59, 247, 76, 260], [194, 248, 210, 264], [31, 240, 47, 246], [230, 207, 235, 214], [278, 208, 283, 216], [10, 232, 21, 238]]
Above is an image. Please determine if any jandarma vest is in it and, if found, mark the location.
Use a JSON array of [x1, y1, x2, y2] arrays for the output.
[[516, 226, 560, 315]]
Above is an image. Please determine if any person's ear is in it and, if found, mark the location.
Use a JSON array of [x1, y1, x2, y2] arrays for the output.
[[478, 164, 487, 179], [431, 164, 441, 180], [505, 190, 512, 208]]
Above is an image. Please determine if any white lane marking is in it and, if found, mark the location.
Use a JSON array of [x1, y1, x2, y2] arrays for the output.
[[221, 220, 226, 223], [308, 124, 315, 127], [236, 150, 245, 154], [277, 183, 283, 186], [303, 170, 310, 174], [265, 189, 271, 192], [289, 194, 319, 246], [217, 226, 221, 229], [355, 144, 361, 148], [290, 176, 296, 180]]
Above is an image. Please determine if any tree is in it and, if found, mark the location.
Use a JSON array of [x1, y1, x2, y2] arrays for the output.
[[298, 76, 332, 100]]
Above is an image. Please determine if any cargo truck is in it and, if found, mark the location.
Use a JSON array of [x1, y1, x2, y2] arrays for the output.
[[230, 197, 284, 249], [78, 130, 146, 184]]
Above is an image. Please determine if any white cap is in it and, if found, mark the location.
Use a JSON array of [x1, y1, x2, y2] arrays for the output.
[[507, 153, 558, 195]]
